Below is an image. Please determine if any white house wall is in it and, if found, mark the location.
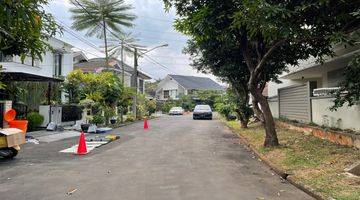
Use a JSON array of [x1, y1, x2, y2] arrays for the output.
[[1, 38, 74, 103], [268, 56, 351, 98], [124, 74, 131, 87], [268, 78, 303, 97], [178, 86, 186, 96], [267, 45, 360, 131], [1, 38, 73, 79], [268, 98, 279, 118], [156, 75, 183, 100], [312, 97, 360, 131], [269, 45, 359, 97], [62, 53, 74, 77]]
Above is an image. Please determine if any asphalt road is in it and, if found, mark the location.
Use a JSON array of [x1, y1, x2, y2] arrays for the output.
[[0, 114, 313, 200]]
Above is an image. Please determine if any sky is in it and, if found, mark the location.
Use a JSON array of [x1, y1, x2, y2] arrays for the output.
[[45, 0, 218, 81]]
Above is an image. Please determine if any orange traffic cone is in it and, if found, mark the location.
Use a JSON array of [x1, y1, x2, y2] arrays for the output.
[[76, 131, 87, 155], [144, 118, 149, 130]]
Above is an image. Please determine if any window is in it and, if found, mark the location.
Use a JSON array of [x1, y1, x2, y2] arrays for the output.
[[54, 53, 62, 76], [139, 79, 144, 93], [164, 90, 170, 99], [170, 89, 178, 99]]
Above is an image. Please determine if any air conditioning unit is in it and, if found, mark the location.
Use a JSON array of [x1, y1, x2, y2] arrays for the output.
[[313, 87, 340, 97]]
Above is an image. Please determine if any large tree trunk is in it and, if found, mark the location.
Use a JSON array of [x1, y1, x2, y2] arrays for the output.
[[251, 96, 264, 124], [250, 87, 279, 147], [103, 20, 109, 69], [235, 109, 248, 128]]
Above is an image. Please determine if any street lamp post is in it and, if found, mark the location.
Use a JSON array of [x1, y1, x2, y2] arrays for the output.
[[132, 44, 168, 118]]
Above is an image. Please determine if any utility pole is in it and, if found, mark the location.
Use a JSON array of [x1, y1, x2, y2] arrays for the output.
[[132, 48, 138, 118], [130, 44, 168, 118], [120, 40, 125, 123]]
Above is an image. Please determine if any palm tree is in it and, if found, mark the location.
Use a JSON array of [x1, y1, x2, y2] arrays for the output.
[[69, 0, 136, 66]]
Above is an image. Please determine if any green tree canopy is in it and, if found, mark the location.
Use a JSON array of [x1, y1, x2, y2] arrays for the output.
[[63, 70, 124, 108], [0, 0, 58, 59], [164, 0, 359, 147], [331, 54, 360, 110]]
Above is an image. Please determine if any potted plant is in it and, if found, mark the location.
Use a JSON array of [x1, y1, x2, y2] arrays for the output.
[[110, 116, 117, 124], [81, 123, 91, 132]]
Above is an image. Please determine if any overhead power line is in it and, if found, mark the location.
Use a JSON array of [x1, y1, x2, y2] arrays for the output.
[[55, 18, 104, 53], [134, 35, 187, 42], [61, 0, 189, 75], [131, 27, 183, 35], [137, 15, 176, 23], [142, 54, 179, 73]]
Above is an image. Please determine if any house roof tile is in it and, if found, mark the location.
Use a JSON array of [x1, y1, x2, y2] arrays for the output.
[[169, 74, 224, 90]]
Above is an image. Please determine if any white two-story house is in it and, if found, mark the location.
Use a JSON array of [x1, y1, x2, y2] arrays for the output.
[[267, 44, 360, 131], [155, 74, 224, 100], [0, 37, 74, 104], [0, 38, 73, 81]]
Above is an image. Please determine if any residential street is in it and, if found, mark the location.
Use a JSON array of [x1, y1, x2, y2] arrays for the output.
[[0, 115, 313, 200]]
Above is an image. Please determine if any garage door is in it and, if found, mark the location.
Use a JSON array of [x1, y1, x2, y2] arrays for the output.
[[279, 84, 311, 122]]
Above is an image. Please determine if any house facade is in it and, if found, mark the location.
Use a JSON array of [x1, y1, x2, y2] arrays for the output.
[[0, 37, 74, 104], [0, 38, 73, 80], [156, 74, 224, 100], [267, 45, 360, 131], [73, 58, 151, 93]]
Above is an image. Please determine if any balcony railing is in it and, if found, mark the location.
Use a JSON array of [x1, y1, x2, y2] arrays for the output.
[[313, 87, 340, 97], [0, 54, 40, 67]]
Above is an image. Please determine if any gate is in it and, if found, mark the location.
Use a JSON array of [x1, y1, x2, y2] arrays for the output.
[[278, 83, 312, 122]]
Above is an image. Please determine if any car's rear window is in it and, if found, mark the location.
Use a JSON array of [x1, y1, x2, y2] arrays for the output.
[[194, 105, 211, 111], [170, 107, 182, 110]]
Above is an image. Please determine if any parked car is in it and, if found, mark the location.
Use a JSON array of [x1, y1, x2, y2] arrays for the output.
[[193, 105, 212, 120], [169, 107, 184, 115]]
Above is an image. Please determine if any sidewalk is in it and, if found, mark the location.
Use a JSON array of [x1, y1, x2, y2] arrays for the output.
[[27, 130, 83, 143]]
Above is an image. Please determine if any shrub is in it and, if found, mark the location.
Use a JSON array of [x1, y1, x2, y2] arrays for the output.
[[91, 114, 105, 125], [215, 102, 234, 120], [147, 100, 157, 115], [26, 112, 44, 132], [103, 106, 115, 125], [161, 101, 179, 113], [125, 115, 135, 122]]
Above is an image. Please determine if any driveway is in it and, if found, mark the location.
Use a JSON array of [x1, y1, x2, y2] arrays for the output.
[[0, 114, 313, 200]]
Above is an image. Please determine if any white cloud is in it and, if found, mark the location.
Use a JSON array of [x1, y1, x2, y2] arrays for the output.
[[47, 0, 216, 81], [51, 0, 72, 8]]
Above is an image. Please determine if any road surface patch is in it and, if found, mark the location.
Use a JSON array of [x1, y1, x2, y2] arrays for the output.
[[59, 141, 108, 153], [36, 131, 83, 143]]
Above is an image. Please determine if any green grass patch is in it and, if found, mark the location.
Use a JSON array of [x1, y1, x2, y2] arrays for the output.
[[224, 120, 360, 200]]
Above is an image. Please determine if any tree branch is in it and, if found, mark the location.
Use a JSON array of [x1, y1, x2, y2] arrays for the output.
[[251, 38, 288, 84]]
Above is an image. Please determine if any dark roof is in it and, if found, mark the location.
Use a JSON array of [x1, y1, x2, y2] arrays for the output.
[[0, 72, 63, 82], [74, 58, 151, 79], [169, 75, 224, 90]]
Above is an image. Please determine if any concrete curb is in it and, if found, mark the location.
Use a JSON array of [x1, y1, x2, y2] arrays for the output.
[[276, 120, 360, 149], [224, 124, 325, 200]]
